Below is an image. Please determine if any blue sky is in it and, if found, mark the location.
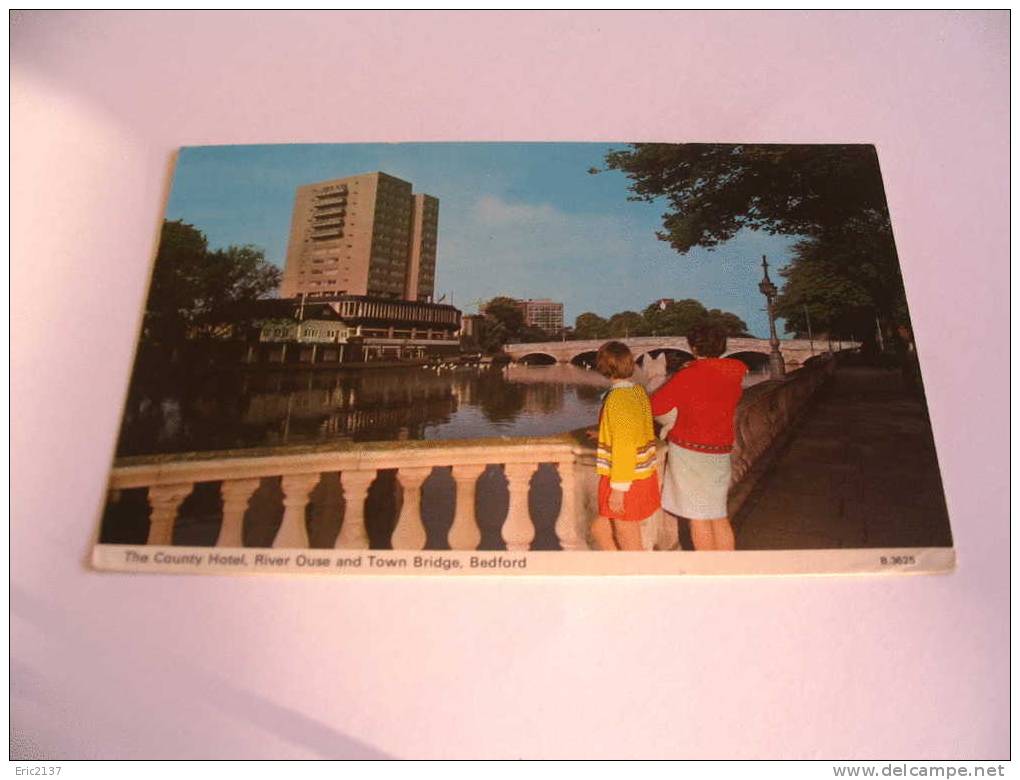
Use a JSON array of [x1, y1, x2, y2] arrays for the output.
[[166, 143, 799, 339]]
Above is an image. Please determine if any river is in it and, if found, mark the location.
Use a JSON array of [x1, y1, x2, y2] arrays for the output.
[[116, 362, 772, 457]]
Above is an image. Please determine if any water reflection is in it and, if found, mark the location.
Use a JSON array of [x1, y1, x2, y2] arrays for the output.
[[117, 362, 774, 457], [117, 364, 611, 456]]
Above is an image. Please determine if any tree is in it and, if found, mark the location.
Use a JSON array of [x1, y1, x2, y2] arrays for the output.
[[195, 245, 283, 337], [476, 296, 526, 352], [572, 300, 750, 342], [573, 312, 608, 340], [640, 299, 749, 337], [482, 297, 525, 336], [475, 317, 509, 355], [642, 299, 707, 336], [519, 325, 551, 343], [606, 310, 647, 338], [142, 220, 281, 346], [700, 309, 751, 338], [597, 143, 910, 336], [599, 143, 891, 252], [775, 238, 885, 340], [143, 220, 209, 345]]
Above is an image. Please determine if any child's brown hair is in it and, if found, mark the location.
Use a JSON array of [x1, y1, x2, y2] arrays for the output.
[[596, 341, 635, 379]]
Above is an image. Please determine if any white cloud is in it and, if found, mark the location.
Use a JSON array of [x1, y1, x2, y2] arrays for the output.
[[473, 195, 567, 227]]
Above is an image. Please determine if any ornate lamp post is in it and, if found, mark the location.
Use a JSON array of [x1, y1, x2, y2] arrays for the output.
[[758, 255, 786, 379]]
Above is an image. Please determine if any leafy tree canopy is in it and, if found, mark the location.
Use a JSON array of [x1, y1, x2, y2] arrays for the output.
[[606, 310, 647, 338], [143, 220, 281, 346], [476, 296, 527, 352], [598, 143, 910, 339], [701, 308, 752, 338], [473, 317, 508, 355], [642, 299, 750, 338], [599, 143, 890, 253], [519, 325, 551, 343], [482, 297, 525, 335], [573, 312, 608, 340], [776, 238, 885, 340], [570, 299, 749, 340], [643, 299, 704, 336]]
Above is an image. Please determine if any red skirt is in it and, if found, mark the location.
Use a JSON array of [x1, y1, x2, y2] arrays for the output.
[[598, 474, 661, 522]]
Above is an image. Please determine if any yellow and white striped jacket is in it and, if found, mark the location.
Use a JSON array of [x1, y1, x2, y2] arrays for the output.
[[596, 382, 658, 491]]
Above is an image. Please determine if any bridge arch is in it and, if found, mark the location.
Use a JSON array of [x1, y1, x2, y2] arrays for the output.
[[726, 351, 770, 373], [515, 352, 558, 366], [570, 350, 599, 368]]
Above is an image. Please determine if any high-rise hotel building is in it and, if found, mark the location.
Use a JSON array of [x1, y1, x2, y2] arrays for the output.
[[280, 172, 439, 302]]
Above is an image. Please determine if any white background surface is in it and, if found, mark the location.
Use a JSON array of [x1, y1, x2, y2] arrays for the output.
[[10, 11, 1009, 759]]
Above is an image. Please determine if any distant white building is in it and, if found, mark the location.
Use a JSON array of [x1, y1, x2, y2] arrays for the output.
[[515, 298, 564, 333]]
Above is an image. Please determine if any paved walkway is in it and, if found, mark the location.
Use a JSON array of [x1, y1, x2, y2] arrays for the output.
[[735, 366, 952, 550]]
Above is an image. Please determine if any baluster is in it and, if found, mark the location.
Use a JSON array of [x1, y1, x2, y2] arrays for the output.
[[274, 473, 320, 548], [391, 467, 432, 550], [553, 461, 588, 551], [216, 478, 260, 548], [449, 464, 486, 550], [337, 470, 377, 549], [146, 483, 194, 546], [502, 462, 538, 552]]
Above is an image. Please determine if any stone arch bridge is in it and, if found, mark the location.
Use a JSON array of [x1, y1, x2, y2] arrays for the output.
[[504, 336, 853, 368]]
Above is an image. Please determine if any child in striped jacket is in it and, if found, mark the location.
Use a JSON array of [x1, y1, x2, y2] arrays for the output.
[[591, 341, 661, 551]]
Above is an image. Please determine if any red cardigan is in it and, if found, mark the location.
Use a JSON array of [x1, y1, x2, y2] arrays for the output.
[[649, 358, 747, 453]]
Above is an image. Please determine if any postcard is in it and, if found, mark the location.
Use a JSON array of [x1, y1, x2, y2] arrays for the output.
[[92, 142, 954, 576]]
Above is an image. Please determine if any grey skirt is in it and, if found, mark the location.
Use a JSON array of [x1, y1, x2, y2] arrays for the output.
[[661, 443, 732, 520]]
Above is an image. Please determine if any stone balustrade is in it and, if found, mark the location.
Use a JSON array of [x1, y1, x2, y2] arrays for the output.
[[104, 355, 835, 552], [106, 435, 594, 552]]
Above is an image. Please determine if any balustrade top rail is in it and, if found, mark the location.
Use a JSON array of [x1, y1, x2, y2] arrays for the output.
[[109, 430, 595, 490]]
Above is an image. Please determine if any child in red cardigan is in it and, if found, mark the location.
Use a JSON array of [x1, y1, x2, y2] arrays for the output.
[[650, 324, 746, 550]]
